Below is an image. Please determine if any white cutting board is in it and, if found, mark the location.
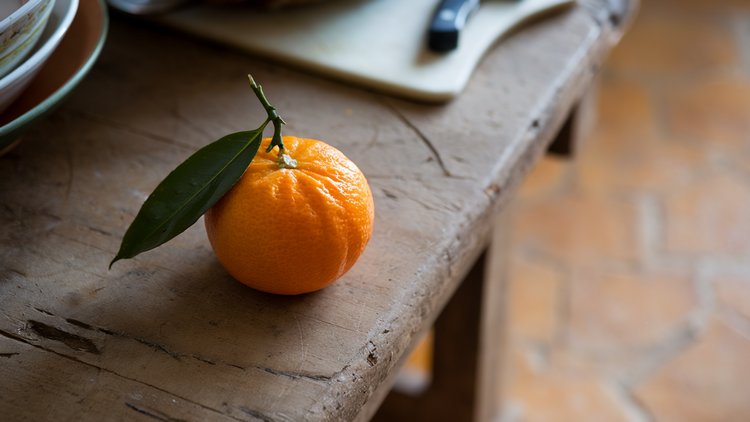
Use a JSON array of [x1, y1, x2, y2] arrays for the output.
[[158, 0, 574, 102]]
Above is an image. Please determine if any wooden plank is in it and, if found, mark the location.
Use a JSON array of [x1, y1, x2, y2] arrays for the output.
[[371, 250, 492, 422], [476, 210, 512, 422], [366, 154, 511, 422]]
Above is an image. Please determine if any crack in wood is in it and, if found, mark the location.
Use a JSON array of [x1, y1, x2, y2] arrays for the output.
[[74, 111, 196, 150], [65, 318, 94, 330], [0, 328, 246, 422], [382, 102, 453, 178], [6, 268, 26, 278], [27, 320, 101, 354], [0, 202, 61, 226], [0, 328, 27, 343], [0, 352, 19, 358], [50, 231, 115, 257], [170, 106, 214, 139], [30, 310, 236, 370], [132, 337, 183, 361], [259, 366, 333, 383], [29, 309, 217, 363], [381, 188, 398, 200], [29, 309, 237, 370], [384, 185, 460, 214], [110, 330, 218, 365], [125, 402, 188, 422], [238, 406, 275, 422], [87, 225, 115, 237]]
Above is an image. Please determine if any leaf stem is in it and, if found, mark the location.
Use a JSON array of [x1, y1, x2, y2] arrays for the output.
[[248, 75, 297, 169]]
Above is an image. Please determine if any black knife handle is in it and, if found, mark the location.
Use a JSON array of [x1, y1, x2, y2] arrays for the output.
[[428, 0, 480, 52]]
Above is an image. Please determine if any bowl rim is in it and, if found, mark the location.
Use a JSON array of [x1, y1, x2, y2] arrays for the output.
[[0, 0, 107, 141], [0, 0, 54, 66], [0, 0, 78, 91], [0, 0, 47, 31]]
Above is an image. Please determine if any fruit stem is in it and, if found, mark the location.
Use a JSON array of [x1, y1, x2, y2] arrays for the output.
[[248, 75, 297, 169]]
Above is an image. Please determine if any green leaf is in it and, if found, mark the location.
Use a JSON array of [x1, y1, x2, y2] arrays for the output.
[[110, 129, 263, 267]]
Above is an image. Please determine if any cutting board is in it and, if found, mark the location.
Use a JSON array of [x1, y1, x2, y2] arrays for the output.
[[157, 0, 574, 102]]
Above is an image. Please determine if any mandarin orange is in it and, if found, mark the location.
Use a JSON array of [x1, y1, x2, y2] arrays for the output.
[[204, 136, 374, 295]]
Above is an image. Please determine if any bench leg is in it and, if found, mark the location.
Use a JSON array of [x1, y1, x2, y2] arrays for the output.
[[373, 212, 509, 422], [547, 80, 598, 158]]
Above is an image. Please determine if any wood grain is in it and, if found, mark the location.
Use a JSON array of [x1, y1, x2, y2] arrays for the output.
[[0, 0, 634, 420]]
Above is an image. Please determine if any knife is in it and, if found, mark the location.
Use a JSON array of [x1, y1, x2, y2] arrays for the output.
[[428, 0, 480, 52]]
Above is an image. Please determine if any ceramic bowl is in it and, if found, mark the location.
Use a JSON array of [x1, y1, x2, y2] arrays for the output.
[[0, 0, 107, 154], [0, 0, 78, 115], [0, 0, 56, 78]]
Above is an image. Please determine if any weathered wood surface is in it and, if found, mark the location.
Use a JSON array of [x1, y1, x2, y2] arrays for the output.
[[371, 210, 510, 422], [0, 0, 634, 420]]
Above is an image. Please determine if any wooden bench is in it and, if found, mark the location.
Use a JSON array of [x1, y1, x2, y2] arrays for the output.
[[0, 0, 635, 420]]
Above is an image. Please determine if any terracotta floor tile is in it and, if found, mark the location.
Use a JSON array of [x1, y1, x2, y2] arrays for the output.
[[607, 12, 737, 77], [664, 172, 750, 256], [507, 256, 563, 344], [504, 349, 627, 422], [504, 0, 750, 422], [665, 74, 750, 152], [517, 157, 571, 203], [504, 0, 750, 419], [594, 77, 657, 138], [577, 131, 710, 195], [514, 192, 638, 265], [642, 0, 750, 16], [573, 76, 714, 194], [634, 318, 750, 422], [568, 268, 695, 356]]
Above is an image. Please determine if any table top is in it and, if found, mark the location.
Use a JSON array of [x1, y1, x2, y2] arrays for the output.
[[0, 1, 633, 420]]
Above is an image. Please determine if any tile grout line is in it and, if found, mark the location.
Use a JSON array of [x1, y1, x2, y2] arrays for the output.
[[729, 10, 750, 78], [604, 380, 654, 422], [635, 193, 662, 273], [619, 322, 698, 388], [689, 260, 717, 332], [553, 262, 572, 350], [718, 308, 750, 341]]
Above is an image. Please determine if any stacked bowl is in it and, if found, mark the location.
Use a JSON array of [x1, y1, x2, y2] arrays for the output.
[[0, 0, 55, 80], [0, 0, 77, 113], [0, 0, 108, 153]]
